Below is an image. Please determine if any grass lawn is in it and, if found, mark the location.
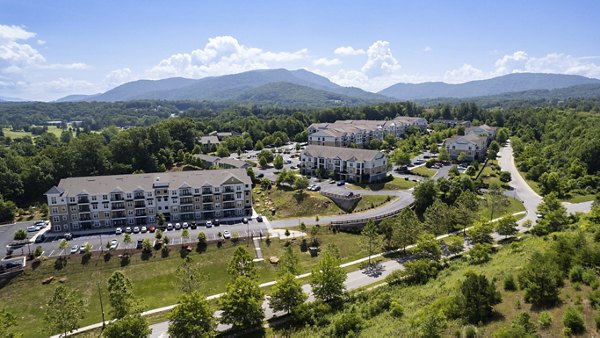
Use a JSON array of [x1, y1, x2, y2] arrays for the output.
[[564, 193, 596, 203], [354, 194, 392, 212], [2, 128, 32, 139], [410, 166, 436, 177], [348, 176, 417, 191], [478, 195, 526, 221], [253, 187, 343, 220]]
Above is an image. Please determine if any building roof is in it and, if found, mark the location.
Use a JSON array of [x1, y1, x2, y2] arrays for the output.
[[308, 116, 426, 136], [199, 136, 220, 145], [445, 134, 487, 146], [194, 154, 220, 163], [46, 169, 251, 196], [302, 145, 385, 162], [218, 158, 250, 168], [467, 124, 497, 134]]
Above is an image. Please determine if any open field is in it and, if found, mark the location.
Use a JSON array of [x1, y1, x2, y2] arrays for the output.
[[253, 187, 346, 220], [478, 194, 526, 221], [348, 176, 417, 191]]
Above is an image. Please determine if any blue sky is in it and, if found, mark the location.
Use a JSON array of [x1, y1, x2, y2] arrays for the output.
[[1, 0, 599, 100]]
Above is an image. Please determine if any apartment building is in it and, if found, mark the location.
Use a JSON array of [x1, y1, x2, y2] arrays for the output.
[[300, 145, 388, 183], [444, 134, 488, 162], [307, 116, 427, 148], [45, 169, 252, 233], [466, 124, 497, 142]]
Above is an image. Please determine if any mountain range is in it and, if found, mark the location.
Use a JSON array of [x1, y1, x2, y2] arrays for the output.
[[55, 70, 600, 106]]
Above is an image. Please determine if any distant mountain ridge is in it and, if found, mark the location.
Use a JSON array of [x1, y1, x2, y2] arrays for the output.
[[379, 73, 600, 100], [58, 69, 391, 107]]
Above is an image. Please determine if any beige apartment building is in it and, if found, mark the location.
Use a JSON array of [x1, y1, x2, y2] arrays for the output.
[[307, 116, 427, 148], [45, 169, 252, 233], [300, 145, 389, 183]]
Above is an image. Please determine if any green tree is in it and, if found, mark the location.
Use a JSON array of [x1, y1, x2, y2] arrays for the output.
[[457, 152, 468, 163], [496, 128, 509, 144], [310, 245, 347, 303], [424, 199, 454, 235], [496, 215, 518, 239], [454, 190, 480, 234], [270, 272, 307, 314], [467, 243, 493, 265], [438, 147, 450, 161], [484, 183, 510, 221], [107, 271, 136, 319], [123, 233, 132, 254], [157, 213, 165, 227], [563, 306, 585, 334], [458, 272, 501, 324], [227, 247, 255, 277], [392, 208, 422, 252], [168, 291, 216, 338], [519, 252, 563, 306], [0, 308, 20, 338], [181, 228, 190, 244], [273, 155, 284, 170], [13, 229, 27, 240], [419, 312, 446, 338], [0, 195, 17, 223], [175, 256, 203, 293], [45, 285, 85, 337], [279, 245, 299, 276], [218, 275, 264, 329], [414, 233, 441, 261], [499, 171, 511, 182], [361, 220, 380, 266], [413, 180, 438, 213], [391, 149, 411, 166], [104, 312, 151, 338], [58, 239, 69, 258], [445, 235, 464, 255], [294, 176, 309, 191], [259, 156, 268, 169], [467, 223, 494, 244]]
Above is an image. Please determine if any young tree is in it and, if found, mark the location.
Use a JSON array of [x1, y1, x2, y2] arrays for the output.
[[103, 312, 151, 338], [227, 247, 255, 277], [168, 291, 216, 337], [197, 232, 207, 244], [413, 180, 438, 213], [218, 275, 264, 329], [467, 223, 494, 244], [458, 272, 501, 324], [107, 271, 136, 319], [13, 229, 27, 240], [453, 190, 480, 234], [484, 183, 510, 221], [181, 229, 190, 244], [175, 256, 203, 293], [519, 252, 563, 306], [392, 208, 422, 253], [457, 152, 468, 163], [310, 245, 346, 303], [424, 199, 454, 235], [279, 245, 299, 276], [58, 239, 69, 258], [45, 285, 85, 337], [496, 215, 518, 239], [293, 176, 309, 192], [157, 213, 165, 227], [361, 220, 380, 266], [444, 235, 464, 255], [414, 233, 441, 261], [270, 272, 307, 314], [123, 233, 132, 254], [391, 149, 411, 166], [438, 147, 450, 162], [273, 155, 284, 170], [259, 156, 268, 169], [299, 222, 307, 236]]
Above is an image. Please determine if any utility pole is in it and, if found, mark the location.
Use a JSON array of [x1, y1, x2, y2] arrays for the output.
[[97, 282, 106, 330]]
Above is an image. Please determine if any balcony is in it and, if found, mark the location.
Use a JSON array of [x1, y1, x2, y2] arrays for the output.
[[112, 211, 126, 219], [179, 191, 192, 196], [134, 194, 145, 200], [180, 198, 193, 205], [112, 202, 125, 210], [77, 197, 90, 204], [223, 196, 235, 202], [79, 215, 92, 221], [78, 205, 91, 213], [111, 195, 124, 201], [134, 201, 146, 208], [223, 187, 234, 193], [135, 211, 146, 217], [202, 189, 212, 195], [223, 202, 237, 210], [202, 197, 213, 203]]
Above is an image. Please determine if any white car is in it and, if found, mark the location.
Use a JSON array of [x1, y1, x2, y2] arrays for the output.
[[133, 226, 140, 233], [182, 222, 189, 229], [70, 245, 79, 254], [115, 227, 123, 235], [205, 220, 213, 228], [27, 225, 38, 232], [125, 227, 132, 233], [140, 226, 147, 233], [222, 230, 231, 239], [109, 239, 118, 250], [175, 223, 181, 230], [166, 223, 174, 231]]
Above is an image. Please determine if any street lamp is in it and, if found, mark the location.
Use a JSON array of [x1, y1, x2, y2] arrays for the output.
[[97, 282, 105, 330]]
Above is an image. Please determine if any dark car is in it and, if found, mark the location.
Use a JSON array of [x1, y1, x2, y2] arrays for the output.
[[257, 173, 264, 178], [242, 217, 249, 224], [190, 222, 198, 229], [256, 215, 263, 222], [64, 233, 73, 240], [136, 239, 144, 250], [336, 180, 345, 186], [213, 219, 220, 226]]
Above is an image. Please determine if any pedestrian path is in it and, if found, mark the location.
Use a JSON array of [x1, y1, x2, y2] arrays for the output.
[[252, 237, 263, 260]]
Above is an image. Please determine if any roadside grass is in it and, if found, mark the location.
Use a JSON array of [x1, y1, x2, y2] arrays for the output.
[[348, 176, 417, 191], [515, 167, 594, 203], [1, 237, 307, 338], [564, 193, 596, 203], [253, 187, 343, 220], [354, 194, 392, 212], [2, 125, 65, 140], [478, 195, 526, 221], [410, 166, 436, 177]]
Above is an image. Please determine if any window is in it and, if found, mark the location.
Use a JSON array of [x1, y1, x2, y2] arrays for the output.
[[53, 216, 60, 222], [215, 187, 220, 193], [165, 206, 169, 210], [91, 196, 97, 201], [147, 192, 152, 197], [92, 204, 98, 210], [51, 197, 57, 204], [237, 186, 241, 191], [147, 200, 153, 206], [104, 212, 110, 218], [69, 197, 75, 203], [172, 191, 177, 196], [194, 189, 200, 194], [172, 198, 178, 204], [158, 206, 162, 211], [51, 207, 58, 214], [93, 213, 98, 219], [54, 225, 61, 231], [126, 193, 132, 199], [157, 196, 161, 202], [128, 210, 134, 216], [127, 202, 133, 207], [148, 208, 154, 214], [103, 195, 108, 200], [103, 202, 109, 208]]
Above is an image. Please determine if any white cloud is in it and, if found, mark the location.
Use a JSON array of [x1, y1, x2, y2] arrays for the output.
[[0, 25, 36, 40], [424, 46, 432, 52], [334, 46, 365, 56], [492, 51, 600, 78], [147, 36, 309, 78], [313, 57, 341, 66], [104, 67, 134, 87], [37, 39, 46, 45], [360, 40, 400, 77], [443, 64, 486, 83]]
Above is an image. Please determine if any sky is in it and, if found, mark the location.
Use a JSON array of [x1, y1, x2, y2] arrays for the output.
[[1, 0, 600, 101]]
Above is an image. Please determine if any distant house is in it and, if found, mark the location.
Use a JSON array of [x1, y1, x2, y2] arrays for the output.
[[432, 119, 471, 128], [199, 136, 220, 152], [300, 145, 388, 183], [208, 131, 240, 140], [46, 120, 63, 126], [466, 124, 497, 142], [193, 154, 250, 169], [444, 134, 488, 161]]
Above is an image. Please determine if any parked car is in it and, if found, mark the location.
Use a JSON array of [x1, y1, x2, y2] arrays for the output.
[[242, 217, 249, 224], [222, 230, 231, 239], [115, 227, 123, 235], [140, 226, 147, 233], [174, 223, 181, 230], [133, 226, 140, 233], [307, 184, 315, 190], [205, 220, 213, 228], [148, 225, 156, 233], [256, 215, 263, 222], [70, 245, 79, 254], [190, 222, 197, 229], [125, 227, 132, 233], [257, 173, 264, 178], [109, 240, 118, 250], [313, 185, 321, 191], [329, 179, 336, 184], [80, 243, 90, 253], [336, 180, 345, 186], [182, 222, 189, 229], [136, 239, 144, 249], [34, 222, 46, 231], [166, 223, 174, 231], [290, 165, 297, 170], [213, 219, 220, 226], [27, 225, 38, 232], [64, 233, 73, 240]]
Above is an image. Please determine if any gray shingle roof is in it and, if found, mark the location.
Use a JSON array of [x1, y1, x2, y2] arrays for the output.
[[199, 136, 220, 145], [47, 169, 251, 195], [302, 145, 385, 162]]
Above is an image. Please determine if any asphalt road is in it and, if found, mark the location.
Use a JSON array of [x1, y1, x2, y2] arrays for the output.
[[1, 220, 41, 257]]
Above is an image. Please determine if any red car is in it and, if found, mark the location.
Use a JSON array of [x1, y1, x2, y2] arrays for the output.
[[147, 225, 157, 233]]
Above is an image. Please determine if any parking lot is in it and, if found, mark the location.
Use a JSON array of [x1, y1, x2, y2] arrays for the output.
[[26, 218, 269, 258]]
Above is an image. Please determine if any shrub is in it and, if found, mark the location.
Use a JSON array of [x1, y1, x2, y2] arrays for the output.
[[390, 301, 404, 318], [538, 311, 552, 329], [361, 293, 391, 319], [582, 268, 597, 286], [467, 243, 492, 265], [595, 312, 600, 331], [513, 312, 536, 334], [461, 325, 478, 338], [568, 265, 584, 283], [330, 311, 363, 337], [503, 273, 517, 291], [563, 306, 585, 334], [589, 288, 600, 308]]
